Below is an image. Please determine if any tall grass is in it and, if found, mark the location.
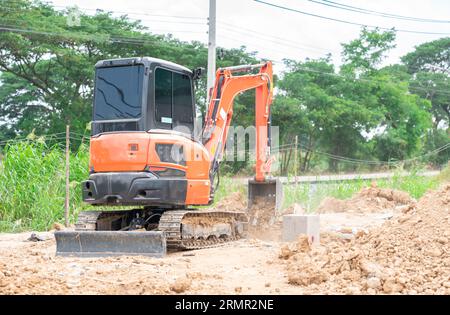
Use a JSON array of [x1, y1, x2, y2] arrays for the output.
[[0, 141, 89, 232], [213, 176, 247, 202], [282, 169, 445, 212]]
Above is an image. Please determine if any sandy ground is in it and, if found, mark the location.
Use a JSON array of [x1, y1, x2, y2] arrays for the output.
[[0, 184, 447, 295], [0, 211, 391, 295]]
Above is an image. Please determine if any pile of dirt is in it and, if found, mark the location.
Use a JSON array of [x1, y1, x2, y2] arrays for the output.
[[182, 215, 233, 226], [212, 192, 278, 227], [212, 192, 247, 212], [280, 203, 304, 216], [317, 183, 415, 214], [245, 196, 284, 241], [281, 183, 450, 294], [211, 192, 281, 240], [247, 196, 277, 227], [170, 276, 192, 293]]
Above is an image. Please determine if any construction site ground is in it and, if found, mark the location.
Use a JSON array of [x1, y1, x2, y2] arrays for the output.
[[0, 183, 448, 295]]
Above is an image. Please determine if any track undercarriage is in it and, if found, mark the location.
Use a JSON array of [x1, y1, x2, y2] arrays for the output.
[[55, 208, 248, 257]]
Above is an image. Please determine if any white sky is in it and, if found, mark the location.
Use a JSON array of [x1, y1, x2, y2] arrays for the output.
[[46, 0, 450, 73]]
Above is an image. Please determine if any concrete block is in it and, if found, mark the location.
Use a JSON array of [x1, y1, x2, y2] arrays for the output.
[[282, 214, 320, 244]]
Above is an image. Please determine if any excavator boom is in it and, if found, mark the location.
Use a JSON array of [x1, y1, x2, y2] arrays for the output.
[[202, 61, 282, 210]]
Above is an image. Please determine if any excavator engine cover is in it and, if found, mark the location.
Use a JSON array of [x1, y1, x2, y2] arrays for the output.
[[248, 178, 283, 211]]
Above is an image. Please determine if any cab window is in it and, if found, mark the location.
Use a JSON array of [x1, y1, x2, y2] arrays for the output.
[[154, 68, 194, 132]]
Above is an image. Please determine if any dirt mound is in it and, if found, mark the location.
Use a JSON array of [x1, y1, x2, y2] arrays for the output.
[[212, 192, 278, 226], [282, 183, 450, 294], [246, 196, 284, 241], [170, 277, 192, 293], [209, 192, 280, 240], [281, 203, 304, 216], [317, 184, 415, 214], [247, 196, 276, 227], [212, 192, 247, 212]]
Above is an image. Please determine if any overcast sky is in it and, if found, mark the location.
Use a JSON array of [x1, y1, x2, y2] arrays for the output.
[[49, 0, 450, 73]]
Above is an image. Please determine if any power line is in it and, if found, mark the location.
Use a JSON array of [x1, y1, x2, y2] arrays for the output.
[[2, 23, 448, 97], [52, 5, 207, 20], [218, 33, 315, 60], [254, 0, 450, 36], [1, 8, 449, 96], [269, 59, 450, 97], [219, 21, 331, 53], [308, 0, 450, 24], [0, 5, 208, 27], [219, 25, 335, 55], [0, 5, 210, 45], [0, 134, 85, 145], [288, 141, 450, 165], [222, 141, 450, 165], [1, 2, 207, 20], [0, 25, 207, 47]]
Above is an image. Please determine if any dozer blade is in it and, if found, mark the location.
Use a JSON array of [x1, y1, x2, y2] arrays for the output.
[[54, 230, 166, 257], [248, 178, 283, 211]]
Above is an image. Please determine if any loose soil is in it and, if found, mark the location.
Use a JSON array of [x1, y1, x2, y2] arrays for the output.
[[0, 183, 448, 294], [281, 183, 450, 294], [317, 183, 415, 214]]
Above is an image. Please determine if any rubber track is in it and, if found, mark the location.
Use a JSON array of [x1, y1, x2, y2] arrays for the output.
[[158, 210, 247, 250], [75, 210, 248, 250], [75, 211, 125, 231]]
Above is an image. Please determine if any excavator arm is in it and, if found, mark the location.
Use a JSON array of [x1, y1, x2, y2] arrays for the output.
[[202, 62, 282, 209], [202, 62, 274, 182]]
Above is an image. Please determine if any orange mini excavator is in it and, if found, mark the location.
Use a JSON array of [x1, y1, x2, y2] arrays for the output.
[[55, 57, 282, 257]]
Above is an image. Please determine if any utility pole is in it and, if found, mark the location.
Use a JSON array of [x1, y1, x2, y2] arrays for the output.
[[65, 125, 70, 227], [206, 0, 216, 105]]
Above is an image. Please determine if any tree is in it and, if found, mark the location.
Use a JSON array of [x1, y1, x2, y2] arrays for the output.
[[399, 37, 450, 166], [273, 28, 433, 172], [341, 28, 432, 166], [273, 57, 383, 172], [401, 38, 450, 129], [0, 0, 258, 140], [401, 37, 450, 73], [341, 27, 396, 75]]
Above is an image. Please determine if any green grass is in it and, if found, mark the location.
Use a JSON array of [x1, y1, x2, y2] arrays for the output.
[[0, 141, 89, 232], [282, 169, 443, 212], [213, 176, 246, 203]]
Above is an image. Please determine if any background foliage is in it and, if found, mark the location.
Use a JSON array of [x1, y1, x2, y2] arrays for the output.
[[0, 1, 448, 231]]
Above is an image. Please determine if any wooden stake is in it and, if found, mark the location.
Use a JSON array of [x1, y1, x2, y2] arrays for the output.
[[294, 135, 298, 185], [65, 125, 70, 227]]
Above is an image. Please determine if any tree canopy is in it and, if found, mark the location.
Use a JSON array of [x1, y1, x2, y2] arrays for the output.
[[0, 0, 448, 173]]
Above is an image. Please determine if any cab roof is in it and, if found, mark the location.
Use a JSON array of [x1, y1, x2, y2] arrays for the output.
[[95, 57, 191, 74]]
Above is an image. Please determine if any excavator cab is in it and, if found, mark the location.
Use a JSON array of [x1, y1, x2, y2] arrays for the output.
[[83, 57, 211, 208], [91, 57, 197, 137]]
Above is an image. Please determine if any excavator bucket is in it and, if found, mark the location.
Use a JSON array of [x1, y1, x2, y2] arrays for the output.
[[248, 178, 283, 212], [54, 230, 167, 257]]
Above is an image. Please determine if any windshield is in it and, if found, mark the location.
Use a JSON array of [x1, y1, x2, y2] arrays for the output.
[[93, 65, 144, 120]]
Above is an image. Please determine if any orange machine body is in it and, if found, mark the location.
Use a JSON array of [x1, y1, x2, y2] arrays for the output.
[[83, 57, 274, 208], [89, 130, 212, 205]]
